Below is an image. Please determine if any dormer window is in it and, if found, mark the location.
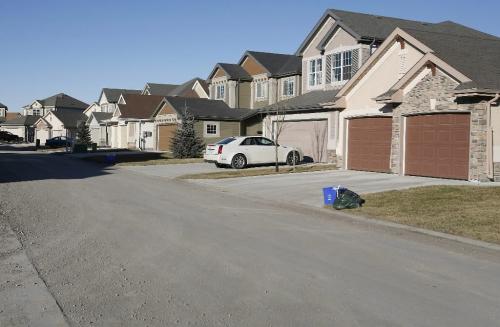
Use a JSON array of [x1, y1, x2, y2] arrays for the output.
[[255, 81, 268, 100], [33, 109, 41, 116], [333, 50, 352, 82], [308, 58, 323, 87], [215, 84, 225, 100], [282, 77, 295, 97]]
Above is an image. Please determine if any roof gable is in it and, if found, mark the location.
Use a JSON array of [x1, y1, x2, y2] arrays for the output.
[[239, 51, 302, 77], [100, 88, 141, 103], [208, 63, 252, 81], [161, 97, 253, 121], [117, 94, 165, 119]]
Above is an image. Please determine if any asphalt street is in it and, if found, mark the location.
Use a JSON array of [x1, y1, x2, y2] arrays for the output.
[[1, 151, 500, 326]]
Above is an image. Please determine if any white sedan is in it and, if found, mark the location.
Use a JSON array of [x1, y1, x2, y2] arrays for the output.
[[204, 136, 303, 169]]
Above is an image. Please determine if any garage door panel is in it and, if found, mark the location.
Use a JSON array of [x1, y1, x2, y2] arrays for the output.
[[158, 124, 177, 152], [279, 120, 328, 163], [348, 117, 392, 173], [405, 113, 469, 180]]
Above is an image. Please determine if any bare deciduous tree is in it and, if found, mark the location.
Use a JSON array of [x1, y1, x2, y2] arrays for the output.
[[265, 105, 288, 172], [311, 121, 327, 163]]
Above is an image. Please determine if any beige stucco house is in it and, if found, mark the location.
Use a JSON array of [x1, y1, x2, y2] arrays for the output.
[[153, 97, 257, 152], [22, 93, 88, 116], [34, 109, 88, 144], [323, 23, 500, 182]]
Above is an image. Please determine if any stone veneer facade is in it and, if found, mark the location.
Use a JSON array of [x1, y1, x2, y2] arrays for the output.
[[494, 162, 500, 182], [389, 71, 490, 182]]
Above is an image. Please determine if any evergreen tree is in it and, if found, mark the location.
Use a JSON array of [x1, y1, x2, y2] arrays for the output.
[[76, 122, 92, 145], [171, 110, 205, 158]]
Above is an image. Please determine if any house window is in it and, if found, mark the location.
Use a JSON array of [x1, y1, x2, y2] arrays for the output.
[[33, 109, 41, 116], [282, 78, 295, 97], [332, 50, 352, 82], [255, 81, 267, 100], [215, 84, 225, 100], [204, 121, 220, 137], [308, 58, 323, 87]]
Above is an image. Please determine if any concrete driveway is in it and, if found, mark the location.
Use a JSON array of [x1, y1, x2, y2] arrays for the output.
[[190, 169, 471, 208], [124, 162, 232, 179]]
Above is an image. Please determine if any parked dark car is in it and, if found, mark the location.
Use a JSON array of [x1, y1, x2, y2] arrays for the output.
[[0, 131, 22, 142], [45, 136, 73, 148]]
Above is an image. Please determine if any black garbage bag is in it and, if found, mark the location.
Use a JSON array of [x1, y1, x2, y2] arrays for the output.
[[332, 188, 365, 210]]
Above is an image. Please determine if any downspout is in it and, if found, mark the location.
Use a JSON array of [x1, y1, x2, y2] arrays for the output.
[[486, 93, 500, 180]]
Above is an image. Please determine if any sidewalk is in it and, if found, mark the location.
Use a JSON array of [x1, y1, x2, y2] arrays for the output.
[[0, 219, 68, 327]]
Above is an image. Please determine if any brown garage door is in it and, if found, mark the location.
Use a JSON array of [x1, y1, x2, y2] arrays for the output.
[[157, 124, 177, 151], [278, 120, 328, 162], [348, 117, 392, 172], [405, 113, 470, 180]]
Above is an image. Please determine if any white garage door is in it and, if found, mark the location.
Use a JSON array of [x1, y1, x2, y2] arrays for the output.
[[278, 120, 328, 162], [90, 127, 100, 144], [36, 129, 50, 145]]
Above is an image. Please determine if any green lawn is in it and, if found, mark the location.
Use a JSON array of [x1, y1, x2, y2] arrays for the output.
[[350, 186, 500, 244]]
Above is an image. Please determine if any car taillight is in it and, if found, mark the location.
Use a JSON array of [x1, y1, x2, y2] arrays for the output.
[[217, 145, 223, 154]]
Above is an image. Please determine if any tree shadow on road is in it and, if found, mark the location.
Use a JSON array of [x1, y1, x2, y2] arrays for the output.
[[0, 152, 113, 184]]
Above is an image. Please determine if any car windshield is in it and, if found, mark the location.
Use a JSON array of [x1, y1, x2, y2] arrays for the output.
[[217, 137, 236, 145]]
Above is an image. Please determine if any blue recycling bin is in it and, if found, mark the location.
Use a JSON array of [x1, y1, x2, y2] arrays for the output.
[[323, 186, 345, 206], [105, 154, 117, 165], [323, 187, 335, 205]]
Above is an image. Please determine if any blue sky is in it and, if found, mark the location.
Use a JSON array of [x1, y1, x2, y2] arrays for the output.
[[1, 0, 499, 112]]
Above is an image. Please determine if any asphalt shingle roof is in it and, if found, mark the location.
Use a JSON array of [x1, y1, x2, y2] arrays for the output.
[[165, 97, 254, 121], [36, 93, 89, 109], [144, 83, 180, 96], [263, 90, 340, 113], [102, 88, 141, 103], [244, 51, 302, 77], [91, 112, 113, 122], [403, 27, 500, 91], [211, 63, 252, 81], [51, 109, 88, 129], [118, 94, 165, 119], [298, 8, 499, 54], [0, 102, 7, 108], [0, 115, 40, 126]]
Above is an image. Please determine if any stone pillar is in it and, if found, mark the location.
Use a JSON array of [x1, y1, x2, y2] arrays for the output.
[[227, 81, 237, 108], [268, 78, 278, 105], [250, 82, 255, 109], [208, 84, 215, 100]]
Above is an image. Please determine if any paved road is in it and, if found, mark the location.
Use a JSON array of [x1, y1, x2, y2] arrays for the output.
[[1, 152, 500, 326]]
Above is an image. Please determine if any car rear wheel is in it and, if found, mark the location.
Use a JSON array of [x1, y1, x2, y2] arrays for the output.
[[286, 151, 300, 166], [231, 154, 247, 169]]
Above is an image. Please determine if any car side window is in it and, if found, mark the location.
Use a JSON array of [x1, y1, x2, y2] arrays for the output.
[[257, 137, 274, 146], [241, 138, 257, 146]]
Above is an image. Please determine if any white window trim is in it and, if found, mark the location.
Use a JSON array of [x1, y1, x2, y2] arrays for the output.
[[325, 45, 360, 87], [281, 77, 295, 97], [203, 121, 220, 138], [215, 84, 225, 100], [306, 55, 324, 90], [255, 80, 268, 100]]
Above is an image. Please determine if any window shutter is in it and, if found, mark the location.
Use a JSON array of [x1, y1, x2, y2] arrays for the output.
[[325, 54, 332, 84], [352, 49, 359, 75]]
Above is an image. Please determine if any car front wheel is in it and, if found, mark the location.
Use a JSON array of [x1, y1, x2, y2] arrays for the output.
[[286, 151, 300, 166], [231, 154, 247, 169]]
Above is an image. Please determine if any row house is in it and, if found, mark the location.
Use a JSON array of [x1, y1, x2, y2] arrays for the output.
[[207, 51, 302, 109], [22, 93, 88, 116], [142, 78, 209, 98], [262, 9, 468, 163]]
